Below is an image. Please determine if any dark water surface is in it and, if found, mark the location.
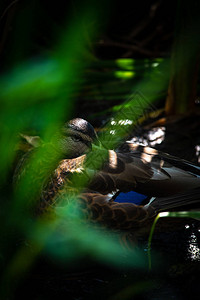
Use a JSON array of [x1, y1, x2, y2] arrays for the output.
[[13, 218, 200, 300], [13, 113, 200, 299]]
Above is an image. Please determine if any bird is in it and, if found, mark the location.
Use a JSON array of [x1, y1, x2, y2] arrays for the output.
[[14, 118, 200, 231]]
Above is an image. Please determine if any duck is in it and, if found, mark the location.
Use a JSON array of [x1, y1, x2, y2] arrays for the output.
[[14, 118, 200, 230]]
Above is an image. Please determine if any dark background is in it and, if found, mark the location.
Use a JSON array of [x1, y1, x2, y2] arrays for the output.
[[0, 0, 176, 69], [1, 1, 200, 300]]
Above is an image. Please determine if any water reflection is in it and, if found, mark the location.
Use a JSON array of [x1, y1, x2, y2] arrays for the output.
[[147, 127, 165, 146], [195, 145, 200, 163], [185, 225, 200, 261], [127, 126, 166, 147]]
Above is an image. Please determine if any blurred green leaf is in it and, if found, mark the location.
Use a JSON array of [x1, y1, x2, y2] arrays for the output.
[[0, 2, 171, 299]]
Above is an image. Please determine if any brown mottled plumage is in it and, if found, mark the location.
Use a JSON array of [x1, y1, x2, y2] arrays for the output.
[[14, 118, 200, 230]]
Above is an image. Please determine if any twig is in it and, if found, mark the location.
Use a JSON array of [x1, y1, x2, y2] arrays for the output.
[[0, 0, 19, 57], [125, 1, 162, 40], [0, 0, 19, 21], [98, 38, 163, 57]]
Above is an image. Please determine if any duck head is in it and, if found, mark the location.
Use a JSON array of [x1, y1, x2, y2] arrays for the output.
[[58, 118, 99, 158]]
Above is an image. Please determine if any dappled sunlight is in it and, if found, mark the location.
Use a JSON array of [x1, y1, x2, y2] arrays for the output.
[[111, 119, 133, 126], [115, 70, 135, 79], [127, 126, 165, 147], [147, 127, 165, 146], [195, 145, 200, 163], [187, 230, 200, 261], [116, 58, 163, 71]]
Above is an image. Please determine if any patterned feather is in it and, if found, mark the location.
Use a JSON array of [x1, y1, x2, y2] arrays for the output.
[[14, 118, 200, 229]]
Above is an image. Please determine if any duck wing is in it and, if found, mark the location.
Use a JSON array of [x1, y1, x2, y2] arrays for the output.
[[88, 150, 153, 194], [79, 192, 155, 230], [88, 145, 200, 197], [125, 144, 200, 196]]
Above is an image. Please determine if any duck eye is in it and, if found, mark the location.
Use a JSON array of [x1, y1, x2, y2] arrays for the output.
[[71, 135, 82, 142]]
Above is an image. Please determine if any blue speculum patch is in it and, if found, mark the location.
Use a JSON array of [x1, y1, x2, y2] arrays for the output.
[[114, 191, 147, 205]]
